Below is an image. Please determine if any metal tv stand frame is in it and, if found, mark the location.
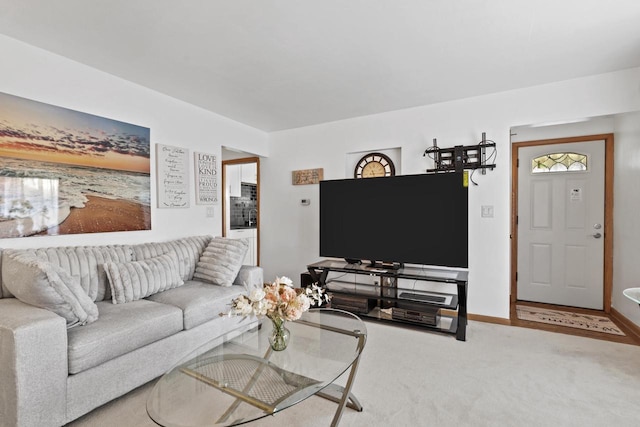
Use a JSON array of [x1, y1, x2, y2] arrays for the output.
[[307, 259, 468, 341]]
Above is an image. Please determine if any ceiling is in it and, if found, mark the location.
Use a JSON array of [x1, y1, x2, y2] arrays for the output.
[[1, 1, 639, 132]]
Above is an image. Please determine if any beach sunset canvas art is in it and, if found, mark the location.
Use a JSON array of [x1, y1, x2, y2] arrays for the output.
[[0, 92, 151, 238]]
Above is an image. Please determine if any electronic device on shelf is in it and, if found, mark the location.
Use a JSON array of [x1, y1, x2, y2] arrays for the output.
[[391, 307, 438, 326], [398, 292, 447, 304], [330, 294, 376, 314], [319, 171, 468, 268]]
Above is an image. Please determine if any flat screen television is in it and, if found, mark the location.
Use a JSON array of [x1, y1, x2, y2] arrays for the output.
[[319, 172, 468, 268]]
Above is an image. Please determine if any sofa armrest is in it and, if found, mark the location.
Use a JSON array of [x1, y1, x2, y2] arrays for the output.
[[234, 265, 264, 293], [0, 299, 68, 427]]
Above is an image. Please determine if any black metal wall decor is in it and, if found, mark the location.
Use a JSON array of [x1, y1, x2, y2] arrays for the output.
[[424, 132, 497, 174]]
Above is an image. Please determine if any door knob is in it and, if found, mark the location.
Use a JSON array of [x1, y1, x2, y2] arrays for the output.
[[592, 233, 602, 239]]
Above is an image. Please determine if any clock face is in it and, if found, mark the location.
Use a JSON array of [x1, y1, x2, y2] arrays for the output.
[[354, 152, 395, 178]]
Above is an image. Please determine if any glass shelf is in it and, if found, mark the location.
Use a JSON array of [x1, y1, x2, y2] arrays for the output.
[[308, 259, 468, 341]]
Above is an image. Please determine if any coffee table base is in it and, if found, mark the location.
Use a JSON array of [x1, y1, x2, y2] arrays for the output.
[[316, 383, 363, 426], [148, 310, 367, 427], [297, 316, 366, 427]]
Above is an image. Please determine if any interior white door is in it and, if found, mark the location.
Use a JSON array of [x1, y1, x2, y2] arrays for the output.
[[517, 140, 605, 310]]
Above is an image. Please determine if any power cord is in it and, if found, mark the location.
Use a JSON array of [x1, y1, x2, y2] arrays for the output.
[[469, 138, 497, 186]]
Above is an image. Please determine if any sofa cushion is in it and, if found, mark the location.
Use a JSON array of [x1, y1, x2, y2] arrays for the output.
[[56, 246, 134, 301], [131, 235, 212, 282], [104, 251, 184, 304], [67, 299, 183, 374], [1, 250, 99, 328], [2, 246, 134, 302], [146, 280, 246, 329], [193, 237, 249, 287]]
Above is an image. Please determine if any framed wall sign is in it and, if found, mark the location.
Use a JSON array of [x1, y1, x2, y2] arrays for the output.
[[156, 144, 189, 208], [194, 151, 218, 205], [292, 168, 324, 185]]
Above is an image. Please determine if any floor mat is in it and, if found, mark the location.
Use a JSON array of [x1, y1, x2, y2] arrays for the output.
[[516, 305, 625, 336]]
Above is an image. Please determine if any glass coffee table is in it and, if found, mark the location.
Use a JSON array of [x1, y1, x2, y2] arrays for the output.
[[147, 309, 367, 427]]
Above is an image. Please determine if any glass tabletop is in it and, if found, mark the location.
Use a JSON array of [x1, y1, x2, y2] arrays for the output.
[[147, 308, 367, 426], [623, 288, 640, 304]]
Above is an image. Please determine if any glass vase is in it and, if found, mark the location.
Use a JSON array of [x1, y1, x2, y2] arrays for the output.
[[268, 317, 290, 351]]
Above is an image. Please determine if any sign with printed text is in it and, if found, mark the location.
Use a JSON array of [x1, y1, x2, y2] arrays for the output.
[[292, 168, 323, 185], [194, 151, 218, 205], [157, 144, 189, 208]]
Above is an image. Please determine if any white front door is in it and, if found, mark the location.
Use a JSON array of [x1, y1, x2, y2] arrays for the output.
[[517, 140, 605, 310]]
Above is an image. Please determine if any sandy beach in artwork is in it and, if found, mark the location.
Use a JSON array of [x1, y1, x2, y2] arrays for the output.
[[45, 195, 151, 235]]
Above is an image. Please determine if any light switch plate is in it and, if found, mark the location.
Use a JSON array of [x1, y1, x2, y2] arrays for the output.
[[481, 205, 494, 218]]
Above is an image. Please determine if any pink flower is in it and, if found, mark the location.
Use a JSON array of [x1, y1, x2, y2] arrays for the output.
[[285, 307, 302, 321], [280, 286, 297, 303]]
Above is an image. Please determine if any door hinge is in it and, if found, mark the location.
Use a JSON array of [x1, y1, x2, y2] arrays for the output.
[[515, 272, 518, 281], [516, 215, 518, 225], [517, 158, 519, 167]]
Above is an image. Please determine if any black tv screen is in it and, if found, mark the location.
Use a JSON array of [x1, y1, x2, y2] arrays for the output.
[[320, 172, 468, 268]]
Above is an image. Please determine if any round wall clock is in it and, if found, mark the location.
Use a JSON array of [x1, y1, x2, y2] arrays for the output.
[[354, 152, 395, 178]]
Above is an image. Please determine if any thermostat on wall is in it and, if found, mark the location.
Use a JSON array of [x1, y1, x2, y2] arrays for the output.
[[301, 199, 311, 206]]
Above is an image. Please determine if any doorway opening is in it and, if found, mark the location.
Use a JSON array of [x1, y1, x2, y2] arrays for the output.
[[222, 155, 260, 266], [509, 134, 633, 342]]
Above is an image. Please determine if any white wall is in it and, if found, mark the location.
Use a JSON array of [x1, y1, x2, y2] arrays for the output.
[[0, 35, 268, 249], [510, 115, 615, 143], [613, 111, 640, 325], [262, 66, 640, 320]]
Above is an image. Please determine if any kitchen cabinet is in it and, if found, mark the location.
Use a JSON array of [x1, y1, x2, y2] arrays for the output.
[[241, 163, 257, 184], [228, 165, 241, 198], [227, 163, 256, 197]]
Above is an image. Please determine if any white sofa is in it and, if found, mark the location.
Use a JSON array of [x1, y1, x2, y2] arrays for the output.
[[0, 235, 263, 427]]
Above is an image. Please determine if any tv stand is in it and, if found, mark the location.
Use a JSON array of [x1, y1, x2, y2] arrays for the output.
[[307, 259, 468, 341]]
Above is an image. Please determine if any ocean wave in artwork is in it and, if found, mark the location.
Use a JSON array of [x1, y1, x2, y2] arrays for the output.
[[0, 157, 150, 237]]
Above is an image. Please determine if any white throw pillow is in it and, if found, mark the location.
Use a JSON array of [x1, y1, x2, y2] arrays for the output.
[[2, 250, 99, 328], [193, 237, 249, 287], [104, 251, 184, 304]]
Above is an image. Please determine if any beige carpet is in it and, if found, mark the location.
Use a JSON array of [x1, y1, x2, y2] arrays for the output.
[[516, 305, 625, 336], [66, 321, 640, 427]]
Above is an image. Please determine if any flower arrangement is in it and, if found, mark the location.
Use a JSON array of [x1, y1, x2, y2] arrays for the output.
[[226, 276, 330, 351], [227, 276, 330, 322]]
